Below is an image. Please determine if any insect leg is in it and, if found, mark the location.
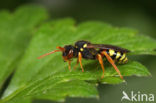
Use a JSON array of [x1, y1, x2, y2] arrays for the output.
[[78, 52, 84, 72], [102, 51, 123, 79], [67, 60, 71, 71], [74, 59, 79, 70], [97, 54, 105, 78]]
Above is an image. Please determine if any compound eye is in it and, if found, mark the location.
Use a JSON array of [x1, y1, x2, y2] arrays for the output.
[[69, 50, 73, 54], [67, 50, 73, 58]]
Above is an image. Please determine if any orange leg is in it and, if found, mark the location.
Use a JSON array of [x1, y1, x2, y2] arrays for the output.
[[74, 59, 79, 70], [97, 54, 105, 78], [67, 60, 71, 71], [78, 52, 84, 72], [102, 51, 123, 79]]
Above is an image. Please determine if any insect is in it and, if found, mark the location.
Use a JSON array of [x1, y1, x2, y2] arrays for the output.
[[38, 40, 130, 79]]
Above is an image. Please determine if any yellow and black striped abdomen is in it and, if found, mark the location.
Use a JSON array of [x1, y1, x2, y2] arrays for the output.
[[106, 49, 128, 64]]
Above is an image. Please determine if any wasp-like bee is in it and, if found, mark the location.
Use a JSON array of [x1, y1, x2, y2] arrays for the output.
[[38, 40, 130, 79]]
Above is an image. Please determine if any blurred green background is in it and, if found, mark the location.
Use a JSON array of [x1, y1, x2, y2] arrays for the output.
[[0, 0, 156, 103]]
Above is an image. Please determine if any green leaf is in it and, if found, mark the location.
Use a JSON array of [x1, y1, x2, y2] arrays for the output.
[[1, 10, 156, 103], [0, 5, 48, 89]]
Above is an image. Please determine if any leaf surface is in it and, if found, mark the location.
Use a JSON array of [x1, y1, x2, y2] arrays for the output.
[[0, 5, 48, 90]]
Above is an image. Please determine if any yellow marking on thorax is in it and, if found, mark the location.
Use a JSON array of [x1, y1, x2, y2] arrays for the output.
[[109, 49, 115, 56], [116, 52, 121, 59], [120, 53, 126, 61], [80, 48, 84, 51], [83, 44, 87, 48]]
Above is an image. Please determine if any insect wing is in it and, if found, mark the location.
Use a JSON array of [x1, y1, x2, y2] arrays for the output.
[[87, 44, 130, 53]]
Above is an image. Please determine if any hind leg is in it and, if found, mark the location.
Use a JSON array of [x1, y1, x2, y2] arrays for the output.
[[96, 54, 105, 78], [102, 51, 123, 79]]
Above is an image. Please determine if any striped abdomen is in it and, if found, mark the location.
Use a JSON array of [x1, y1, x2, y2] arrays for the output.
[[106, 49, 128, 64]]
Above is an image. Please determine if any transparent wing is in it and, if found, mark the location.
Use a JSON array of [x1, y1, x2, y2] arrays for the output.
[[87, 44, 130, 53]]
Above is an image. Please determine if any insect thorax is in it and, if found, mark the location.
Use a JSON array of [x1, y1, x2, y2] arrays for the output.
[[75, 40, 98, 59]]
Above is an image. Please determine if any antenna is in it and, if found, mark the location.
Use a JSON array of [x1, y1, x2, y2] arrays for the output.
[[37, 50, 61, 59]]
